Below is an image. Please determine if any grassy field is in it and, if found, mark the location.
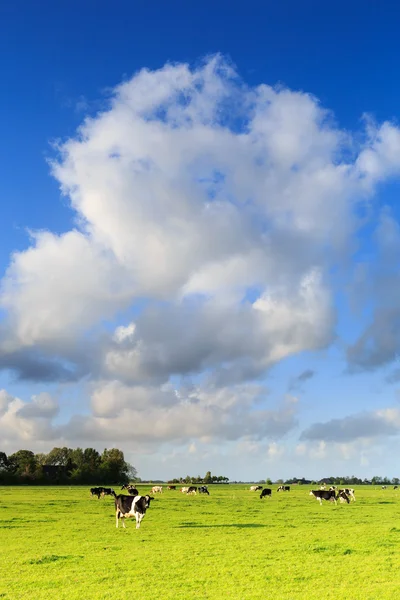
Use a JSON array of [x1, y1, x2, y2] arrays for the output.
[[0, 485, 400, 599]]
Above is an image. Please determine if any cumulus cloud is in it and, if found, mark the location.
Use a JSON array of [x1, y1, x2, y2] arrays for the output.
[[301, 407, 400, 442], [347, 209, 400, 371], [59, 382, 299, 445], [0, 390, 58, 452], [2, 56, 400, 458]]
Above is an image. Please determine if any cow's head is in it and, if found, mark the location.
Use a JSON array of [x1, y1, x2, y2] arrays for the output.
[[144, 495, 155, 508]]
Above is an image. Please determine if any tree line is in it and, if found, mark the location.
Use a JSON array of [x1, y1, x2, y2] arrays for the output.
[[0, 447, 136, 485], [168, 471, 229, 484]]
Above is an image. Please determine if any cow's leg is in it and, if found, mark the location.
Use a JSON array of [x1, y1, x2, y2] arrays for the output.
[[116, 510, 119, 528], [318, 498, 322, 505]]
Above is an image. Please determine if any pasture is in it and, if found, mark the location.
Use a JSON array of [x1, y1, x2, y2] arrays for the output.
[[0, 485, 400, 599]]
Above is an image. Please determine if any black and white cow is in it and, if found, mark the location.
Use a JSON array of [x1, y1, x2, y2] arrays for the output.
[[338, 488, 356, 501], [121, 484, 139, 496], [260, 488, 272, 499], [394, 486, 398, 490], [309, 489, 337, 505], [250, 486, 263, 491], [198, 486, 209, 495], [113, 493, 154, 529], [90, 487, 102, 499], [101, 488, 114, 497], [382, 486, 387, 489], [337, 490, 350, 504], [187, 486, 197, 495], [277, 485, 290, 492]]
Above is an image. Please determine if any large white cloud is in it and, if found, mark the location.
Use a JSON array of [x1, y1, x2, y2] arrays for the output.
[[2, 56, 400, 463]]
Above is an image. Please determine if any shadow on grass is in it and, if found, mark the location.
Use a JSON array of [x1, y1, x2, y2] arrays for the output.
[[177, 522, 268, 528]]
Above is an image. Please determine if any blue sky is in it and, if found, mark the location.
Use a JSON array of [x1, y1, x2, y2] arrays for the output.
[[2, 1, 400, 480]]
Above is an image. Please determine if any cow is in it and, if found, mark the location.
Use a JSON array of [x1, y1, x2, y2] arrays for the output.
[[337, 490, 350, 504], [277, 485, 290, 492], [198, 486, 209, 495], [320, 484, 327, 490], [250, 486, 263, 491], [329, 486, 337, 491], [100, 488, 114, 497], [90, 487, 102, 499], [151, 486, 163, 494], [346, 488, 356, 501], [181, 487, 189, 493], [394, 486, 398, 490], [382, 486, 387, 489], [187, 486, 197, 495], [260, 488, 272, 499], [338, 488, 356, 501], [121, 484, 139, 495], [167, 485, 177, 490], [113, 492, 154, 529], [309, 489, 337, 505]]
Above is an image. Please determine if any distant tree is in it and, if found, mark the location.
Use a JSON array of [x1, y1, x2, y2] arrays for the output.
[[8, 450, 37, 477], [126, 463, 138, 481], [0, 452, 9, 471], [35, 453, 48, 466], [204, 471, 212, 484], [100, 448, 129, 483], [266, 478, 272, 485], [83, 448, 101, 471], [45, 447, 74, 473]]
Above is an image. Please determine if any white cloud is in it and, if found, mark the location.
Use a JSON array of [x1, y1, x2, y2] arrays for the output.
[[2, 56, 400, 469], [0, 390, 58, 451]]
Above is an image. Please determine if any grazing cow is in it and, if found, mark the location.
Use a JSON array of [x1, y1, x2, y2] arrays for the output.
[[121, 484, 139, 495], [198, 486, 209, 495], [329, 486, 336, 491], [90, 487, 102, 499], [151, 486, 163, 494], [394, 486, 398, 490], [187, 486, 197, 495], [345, 488, 356, 502], [167, 485, 177, 490], [382, 486, 387, 489], [277, 485, 290, 492], [320, 484, 326, 490], [101, 488, 114, 497], [250, 486, 263, 491], [337, 490, 350, 504], [309, 490, 337, 505], [260, 488, 272, 499], [181, 487, 189, 493], [113, 492, 154, 529]]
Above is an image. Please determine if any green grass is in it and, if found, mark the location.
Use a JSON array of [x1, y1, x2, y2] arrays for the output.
[[1, 485, 400, 599]]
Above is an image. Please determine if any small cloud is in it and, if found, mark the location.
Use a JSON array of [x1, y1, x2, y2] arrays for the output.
[[288, 369, 315, 391]]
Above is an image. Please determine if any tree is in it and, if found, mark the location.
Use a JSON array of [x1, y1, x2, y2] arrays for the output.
[[35, 453, 48, 466], [0, 452, 9, 471], [266, 478, 272, 485], [8, 450, 37, 477], [204, 471, 212, 484], [126, 463, 138, 481], [45, 447, 74, 472], [100, 448, 129, 483]]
